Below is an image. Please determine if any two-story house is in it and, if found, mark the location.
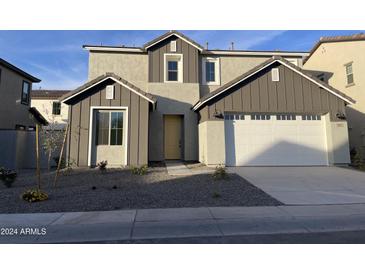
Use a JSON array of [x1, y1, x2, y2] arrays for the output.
[[303, 33, 365, 156], [0, 58, 47, 169], [61, 31, 354, 167], [31, 89, 70, 128]]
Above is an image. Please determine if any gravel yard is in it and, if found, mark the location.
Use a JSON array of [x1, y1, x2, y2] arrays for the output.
[[0, 166, 282, 213]]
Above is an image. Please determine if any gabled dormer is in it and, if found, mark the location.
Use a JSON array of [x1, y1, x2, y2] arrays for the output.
[[144, 31, 204, 84]]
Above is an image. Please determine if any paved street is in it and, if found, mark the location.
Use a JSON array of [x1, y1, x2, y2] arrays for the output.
[[231, 166, 365, 205], [2, 204, 365, 243]]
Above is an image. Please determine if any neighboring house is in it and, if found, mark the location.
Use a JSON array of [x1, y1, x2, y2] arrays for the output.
[[303, 33, 365, 155], [60, 31, 354, 167], [31, 90, 70, 128], [0, 58, 48, 169]]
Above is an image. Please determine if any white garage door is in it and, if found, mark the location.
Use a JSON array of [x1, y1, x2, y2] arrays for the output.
[[224, 113, 328, 166]]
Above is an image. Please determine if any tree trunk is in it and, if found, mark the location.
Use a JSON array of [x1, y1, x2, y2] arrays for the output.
[[36, 124, 41, 191], [48, 150, 52, 171]]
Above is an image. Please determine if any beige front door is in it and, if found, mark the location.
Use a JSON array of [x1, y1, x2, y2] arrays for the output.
[[164, 115, 182, 160]]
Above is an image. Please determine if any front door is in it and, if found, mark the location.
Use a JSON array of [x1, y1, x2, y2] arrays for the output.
[[91, 109, 127, 166], [164, 115, 182, 160]]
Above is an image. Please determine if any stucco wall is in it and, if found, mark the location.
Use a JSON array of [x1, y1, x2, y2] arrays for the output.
[[88, 51, 149, 91], [31, 99, 69, 127], [324, 113, 351, 164], [198, 120, 225, 166], [304, 41, 365, 151], [0, 64, 36, 129], [148, 83, 200, 161]]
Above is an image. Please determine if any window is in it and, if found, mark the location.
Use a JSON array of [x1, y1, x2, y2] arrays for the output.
[[96, 111, 123, 146], [206, 62, 215, 82], [345, 63, 354, 85], [302, 115, 321, 121], [271, 68, 280, 81], [21, 81, 30, 105], [52, 102, 61, 115], [276, 114, 296, 120], [164, 54, 183, 83], [168, 61, 178, 81], [224, 113, 245, 120], [251, 114, 271, 120], [202, 57, 220, 85], [170, 40, 177, 52]]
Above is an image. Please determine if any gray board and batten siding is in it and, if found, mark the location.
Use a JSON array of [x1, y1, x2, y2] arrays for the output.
[[67, 79, 150, 167], [148, 36, 199, 83], [198, 63, 346, 123]]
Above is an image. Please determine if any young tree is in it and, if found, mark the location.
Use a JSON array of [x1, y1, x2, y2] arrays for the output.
[[40, 105, 65, 171]]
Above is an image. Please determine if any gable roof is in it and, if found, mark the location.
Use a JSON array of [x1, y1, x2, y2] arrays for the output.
[[304, 33, 365, 64], [143, 30, 204, 52], [193, 56, 355, 111], [31, 90, 70, 100], [0, 58, 41, 83], [60, 73, 157, 105]]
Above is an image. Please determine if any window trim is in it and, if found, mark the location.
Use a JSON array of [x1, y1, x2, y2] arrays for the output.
[[164, 53, 183, 83], [88, 106, 128, 167], [52, 101, 61, 116], [21, 80, 31, 105], [344, 62, 354, 86], [202, 57, 220, 85]]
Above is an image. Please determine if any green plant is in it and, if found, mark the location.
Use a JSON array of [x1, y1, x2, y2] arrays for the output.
[[131, 165, 148, 175], [21, 189, 48, 203], [97, 160, 108, 172], [212, 165, 228, 180], [0, 167, 17, 188], [212, 191, 221, 198], [350, 148, 365, 170], [53, 156, 66, 169]]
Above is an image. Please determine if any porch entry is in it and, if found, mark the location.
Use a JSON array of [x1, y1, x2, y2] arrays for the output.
[[90, 108, 127, 166], [164, 115, 183, 160]]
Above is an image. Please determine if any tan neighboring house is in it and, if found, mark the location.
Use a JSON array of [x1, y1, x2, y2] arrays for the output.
[[31, 90, 70, 128], [60, 31, 354, 167], [303, 33, 365, 155], [0, 58, 48, 169]]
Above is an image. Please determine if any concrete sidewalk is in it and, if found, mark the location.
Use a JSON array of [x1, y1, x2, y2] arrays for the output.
[[2, 204, 365, 243]]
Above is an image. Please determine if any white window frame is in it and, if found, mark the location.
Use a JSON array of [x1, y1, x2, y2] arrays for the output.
[[88, 106, 129, 166], [164, 53, 183, 83], [202, 57, 220, 85], [345, 62, 354, 86]]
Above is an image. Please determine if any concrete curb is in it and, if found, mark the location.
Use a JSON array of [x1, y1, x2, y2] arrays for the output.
[[2, 204, 365, 243]]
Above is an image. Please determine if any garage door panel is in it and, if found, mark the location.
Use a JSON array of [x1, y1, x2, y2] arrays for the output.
[[225, 114, 328, 166]]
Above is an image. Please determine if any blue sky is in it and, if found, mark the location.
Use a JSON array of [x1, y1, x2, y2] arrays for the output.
[[0, 30, 362, 90]]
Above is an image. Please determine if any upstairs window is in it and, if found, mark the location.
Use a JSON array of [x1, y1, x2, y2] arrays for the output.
[[202, 57, 220, 85], [21, 81, 30, 105], [345, 63, 354, 85], [164, 54, 183, 83], [168, 61, 178, 81], [206, 62, 215, 82], [52, 101, 61, 115]]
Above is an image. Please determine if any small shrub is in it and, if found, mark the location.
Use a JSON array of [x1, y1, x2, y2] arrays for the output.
[[22, 189, 48, 203], [212, 165, 228, 180], [212, 191, 221, 198], [53, 156, 66, 169], [350, 148, 365, 170], [131, 165, 148, 175], [0, 167, 17, 188], [97, 160, 108, 172]]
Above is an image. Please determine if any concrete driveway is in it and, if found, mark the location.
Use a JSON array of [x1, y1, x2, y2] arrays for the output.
[[230, 167, 365, 205]]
